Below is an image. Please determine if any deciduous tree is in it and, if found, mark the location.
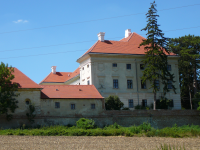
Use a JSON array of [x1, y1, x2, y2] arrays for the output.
[[169, 35, 200, 109], [0, 62, 19, 120]]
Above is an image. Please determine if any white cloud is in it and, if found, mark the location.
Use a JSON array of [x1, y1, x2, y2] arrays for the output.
[[13, 19, 28, 23]]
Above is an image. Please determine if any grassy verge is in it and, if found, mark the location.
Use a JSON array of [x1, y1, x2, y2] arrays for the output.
[[0, 122, 200, 137]]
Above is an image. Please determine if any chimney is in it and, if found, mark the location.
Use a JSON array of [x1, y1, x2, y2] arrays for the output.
[[97, 32, 105, 42], [125, 29, 131, 38], [51, 66, 56, 74]]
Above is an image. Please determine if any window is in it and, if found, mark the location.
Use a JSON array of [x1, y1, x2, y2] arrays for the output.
[[91, 104, 95, 109], [167, 65, 171, 71], [128, 99, 134, 108], [142, 99, 147, 107], [87, 64, 89, 68], [71, 104, 75, 110], [82, 67, 84, 70], [126, 64, 131, 69], [87, 80, 90, 85], [140, 64, 144, 70], [141, 80, 146, 89], [25, 98, 31, 105], [55, 102, 60, 108], [26, 100, 30, 105], [155, 80, 159, 89], [113, 79, 118, 89], [168, 99, 174, 107], [112, 63, 117, 67], [127, 80, 133, 89], [167, 80, 172, 89]]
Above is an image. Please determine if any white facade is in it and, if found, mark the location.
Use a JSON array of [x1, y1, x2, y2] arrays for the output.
[[77, 54, 181, 110]]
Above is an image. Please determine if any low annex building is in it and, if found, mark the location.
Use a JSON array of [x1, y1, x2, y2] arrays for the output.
[[40, 29, 181, 110], [10, 68, 104, 116]]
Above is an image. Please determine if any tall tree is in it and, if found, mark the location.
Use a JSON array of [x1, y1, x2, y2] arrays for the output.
[[169, 35, 200, 109], [0, 62, 19, 120], [140, 1, 176, 110]]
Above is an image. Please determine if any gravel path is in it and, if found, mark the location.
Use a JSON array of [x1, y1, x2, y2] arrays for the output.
[[0, 136, 199, 150]]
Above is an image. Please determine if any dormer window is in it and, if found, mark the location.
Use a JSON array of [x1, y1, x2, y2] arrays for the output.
[[113, 63, 117, 67]]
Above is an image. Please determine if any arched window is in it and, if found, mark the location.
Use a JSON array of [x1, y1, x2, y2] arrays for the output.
[[25, 98, 31, 105]]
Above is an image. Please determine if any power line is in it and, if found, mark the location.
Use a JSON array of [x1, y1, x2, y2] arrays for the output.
[[0, 3, 199, 35], [0, 25, 200, 53], [0, 36, 178, 60]]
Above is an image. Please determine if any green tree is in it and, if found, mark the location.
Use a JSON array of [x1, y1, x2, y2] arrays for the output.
[[26, 103, 36, 124], [140, 1, 176, 110], [0, 62, 19, 120], [169, 35, 200, 109], [105, 95, 124, 110]]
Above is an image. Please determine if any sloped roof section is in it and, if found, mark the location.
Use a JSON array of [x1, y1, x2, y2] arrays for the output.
[[41, 85, 103, 99], [65, 67, 80, 82], [40, 68, 80, 84], [80, 32, 176, 58], [12, 68, 41, 88], [40, 72, 72, 83]]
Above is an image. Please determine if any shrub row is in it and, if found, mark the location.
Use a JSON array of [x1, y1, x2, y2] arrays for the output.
[[0, 118, 200, 137]]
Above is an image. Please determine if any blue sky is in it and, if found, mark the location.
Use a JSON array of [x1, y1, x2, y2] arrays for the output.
[[0, 0, 200, 83]]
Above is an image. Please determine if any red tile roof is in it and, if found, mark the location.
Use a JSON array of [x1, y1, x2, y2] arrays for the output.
[[80, 32, 176, 58], [41, 85, 103, 99], [65, 67, 80, 82], [40, 68, 80, 84], [12, 68, 41, 89]]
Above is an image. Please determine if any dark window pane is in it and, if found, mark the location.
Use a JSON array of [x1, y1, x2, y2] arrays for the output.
[[55, 102, 60, 108], [91, 104, 95, 109], [113, 79, 118, 88], [168, 100, 174, 107], [167, 80, 172, 89], [87, 80, 90, 85], [140, 64, 144, 70], [26, 101, 30, 105], [126, 64, 131, 69], [142, 99, 147, 107], [128, 99, 133, 108], [155, 80, 159, 89], [71, 104, 75, 109], [113, 63, 117, 67], [141, 80, 146, 89], [167, 65, 171, 71], [127, 80, 133, 89]]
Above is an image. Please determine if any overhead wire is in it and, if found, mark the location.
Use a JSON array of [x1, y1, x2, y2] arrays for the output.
[[0, 3, 199, 35], [0, 25, 200, 53]]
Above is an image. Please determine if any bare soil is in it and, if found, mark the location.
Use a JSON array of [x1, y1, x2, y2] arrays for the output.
[[0, 136, 199, 150]]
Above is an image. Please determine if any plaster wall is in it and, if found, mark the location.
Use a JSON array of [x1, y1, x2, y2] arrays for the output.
[[79, 54, 181, 109], [40, 98, 104, 116], [79, 57, 92, 85], [13, 89, 41, 115]]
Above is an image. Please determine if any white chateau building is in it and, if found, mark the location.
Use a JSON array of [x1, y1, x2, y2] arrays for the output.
[[40, 29, 181, 110]]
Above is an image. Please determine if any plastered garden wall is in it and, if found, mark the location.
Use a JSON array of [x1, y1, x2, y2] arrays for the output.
[[0, 110, 199, 129]]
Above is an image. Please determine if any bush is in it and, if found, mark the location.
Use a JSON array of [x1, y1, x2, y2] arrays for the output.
[[122, 107, 130, 110], [105, 95, 124, 110], [76, 118, 95, 129], [135, 105, 151, 110]]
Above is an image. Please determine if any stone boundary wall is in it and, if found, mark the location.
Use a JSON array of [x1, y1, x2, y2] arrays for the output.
[[0, 110, 200, 129]]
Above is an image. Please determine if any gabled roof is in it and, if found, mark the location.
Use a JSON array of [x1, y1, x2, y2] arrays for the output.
[[79, 32, 176, 59], [12, 68, 41, 89], [41, 85, 103, 99], [40, 68, 80, 84]]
